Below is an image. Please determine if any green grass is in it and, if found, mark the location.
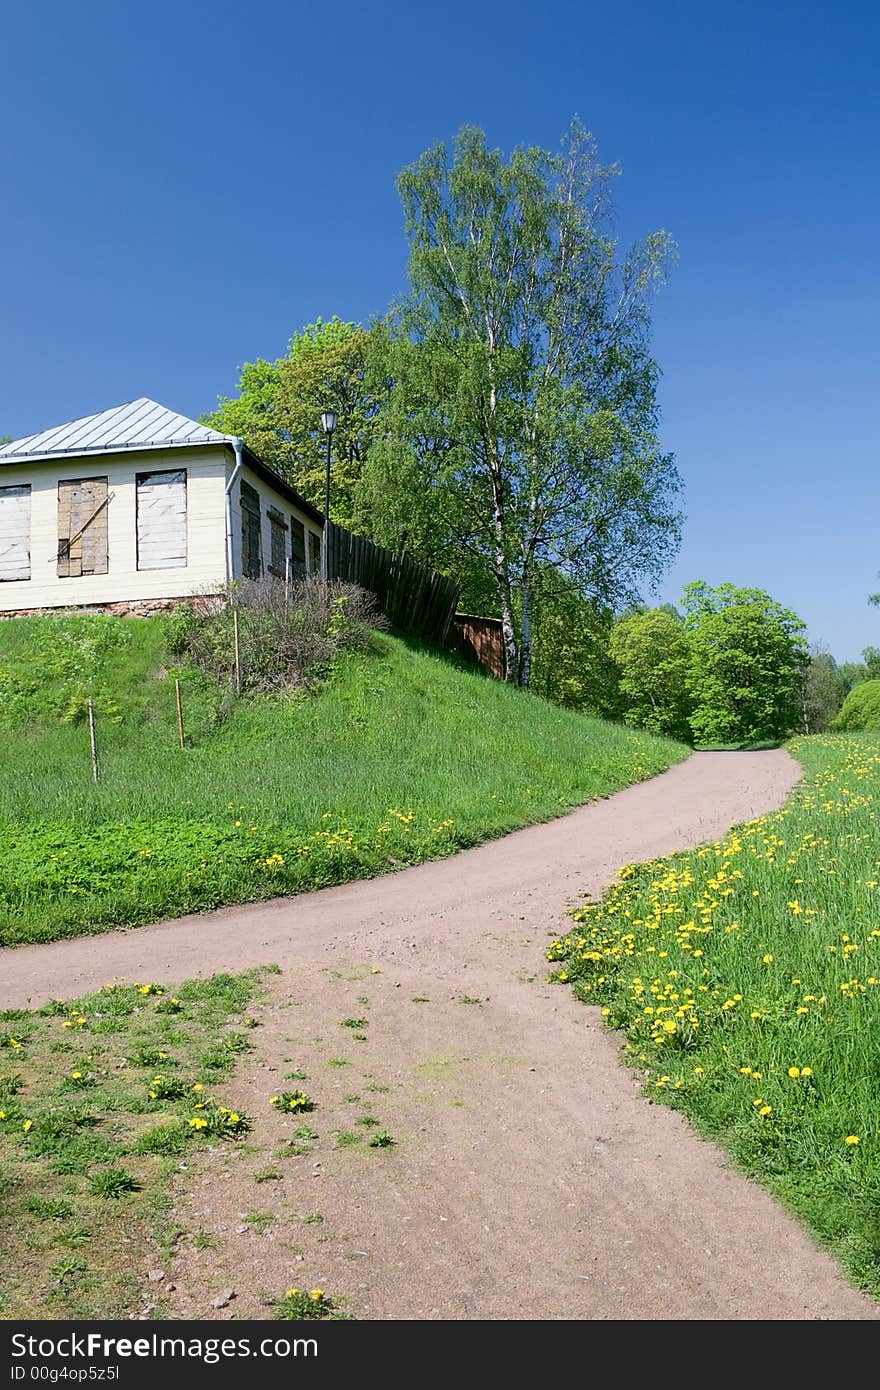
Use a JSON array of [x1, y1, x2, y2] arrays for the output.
[[550, 732, 880, 1296], [0, 613, 686, 945], [0, 969, 266, 1319]]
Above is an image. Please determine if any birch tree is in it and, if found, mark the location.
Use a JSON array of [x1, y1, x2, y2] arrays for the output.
[[364, 122, 682, 683]]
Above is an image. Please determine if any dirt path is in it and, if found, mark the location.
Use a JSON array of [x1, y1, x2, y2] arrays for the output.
[[2, 750, 876, 1319]]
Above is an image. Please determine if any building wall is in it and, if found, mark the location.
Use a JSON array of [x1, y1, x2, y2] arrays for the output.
[[0, 446, 229, 613], [227, 460, 324, 581]]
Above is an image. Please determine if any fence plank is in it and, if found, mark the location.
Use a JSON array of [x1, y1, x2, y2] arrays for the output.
[[326, 521, 459, 647]]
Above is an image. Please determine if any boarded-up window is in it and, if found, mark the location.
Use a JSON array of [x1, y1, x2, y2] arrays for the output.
[[57, 478, 109, 578], [308, 530, 322, 577], [241, 481, 262, 579], [290, 516, 307, 578], [0, 484, 31, 582], [136, 470, 187, 570], [268, 509, 287, 578]]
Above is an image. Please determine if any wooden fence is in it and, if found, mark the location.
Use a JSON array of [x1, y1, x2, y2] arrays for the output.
[[453, 613, 507, 679], [326, 522, 460, 646]]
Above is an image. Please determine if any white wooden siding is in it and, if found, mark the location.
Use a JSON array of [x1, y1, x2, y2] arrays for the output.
[[136, 469, 187, 570], [0, 447, 228, 612], [0, 485, 31, 582], [227, 462, 322, 583]]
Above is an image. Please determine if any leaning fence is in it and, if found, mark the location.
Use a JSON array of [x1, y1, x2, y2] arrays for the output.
[[325, 522, 459, 647]]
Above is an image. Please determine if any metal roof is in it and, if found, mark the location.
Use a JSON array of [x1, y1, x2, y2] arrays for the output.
[[0, 395, 326, 525], [0, 397, 234, 464]]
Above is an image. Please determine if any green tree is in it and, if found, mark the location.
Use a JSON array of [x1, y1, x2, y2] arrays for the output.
[[839, 660, 869, 693], [528, 570, 623, 719], [802, 646, 846, 733], [361, 122, 682, 684], [862, 645, 880, 679], [609, 608, 693, 740], [205, 318, 384, 526], [683, 582, 809, 744]]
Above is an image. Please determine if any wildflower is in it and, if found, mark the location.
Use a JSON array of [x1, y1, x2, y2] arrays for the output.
[[758, 1105, 772, 1117], [23, 1120, 32, 1133], [787, 1067, 801, 1078], [801, 1066, 813, 1076], [192, 1083, 203, 1092], [71, 1071, 82, 1079], [189, 1117, 208, 1130], [762, 954, 774, 964], [845, 1135, 860, 1145], [287, 1289, 300, 1298], [310, 1289, 325, 1301]]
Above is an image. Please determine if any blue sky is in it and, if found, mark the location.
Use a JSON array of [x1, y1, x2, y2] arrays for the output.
[[3, 0, 878, 660]]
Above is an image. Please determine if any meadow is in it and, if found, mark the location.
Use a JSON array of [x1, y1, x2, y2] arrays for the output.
[[550, 732, 880, 1295], [0, 613, 687, 944]]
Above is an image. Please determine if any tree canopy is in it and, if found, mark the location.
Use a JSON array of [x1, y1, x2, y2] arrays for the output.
[[359, 122, 682, 684], [683, 582, 808, 744], [204, 318, 384, 526], [610, 607, 693, 740]]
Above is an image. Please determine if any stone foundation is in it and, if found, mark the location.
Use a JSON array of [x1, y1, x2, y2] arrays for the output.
[[0, 594, 224, 620]]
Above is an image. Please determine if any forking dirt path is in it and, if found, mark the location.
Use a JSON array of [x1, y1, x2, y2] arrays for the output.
[[2, 750, 877, 1320]]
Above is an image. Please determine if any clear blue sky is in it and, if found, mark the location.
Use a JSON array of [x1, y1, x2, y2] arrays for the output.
[[3, 0, 878, 661]]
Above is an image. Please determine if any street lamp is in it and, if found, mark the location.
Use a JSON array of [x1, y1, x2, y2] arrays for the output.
[[319, 407, 338, 581]]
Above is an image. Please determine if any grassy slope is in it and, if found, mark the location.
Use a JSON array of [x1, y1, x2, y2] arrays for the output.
[[0, 614, 687, 944], [551, 732, 880, 1296]]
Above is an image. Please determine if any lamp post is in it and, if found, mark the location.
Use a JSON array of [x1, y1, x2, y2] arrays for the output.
[[319, 407, 338, 582]]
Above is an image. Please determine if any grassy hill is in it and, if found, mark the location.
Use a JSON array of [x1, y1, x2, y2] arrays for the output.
[[0, 613, 688, 945]]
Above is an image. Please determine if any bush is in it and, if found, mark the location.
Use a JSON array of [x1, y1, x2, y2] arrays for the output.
[[834, 679, 880, 731], [167, 578, 386, 694]]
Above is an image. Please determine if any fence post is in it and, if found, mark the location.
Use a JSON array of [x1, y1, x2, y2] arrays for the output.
[[87, 698, 99, 783], [233, 607, 241, 692], [175, 677, 185, 749]]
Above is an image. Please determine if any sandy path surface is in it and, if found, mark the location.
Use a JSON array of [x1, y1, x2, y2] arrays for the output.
[[2, 749, 876, 1319]]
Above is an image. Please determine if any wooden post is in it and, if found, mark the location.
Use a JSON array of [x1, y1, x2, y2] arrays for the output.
[[233, 608, 241, 692], [87, 698, 99, 783], [175, 678, 185, 749], [285, 555, 290, 610]]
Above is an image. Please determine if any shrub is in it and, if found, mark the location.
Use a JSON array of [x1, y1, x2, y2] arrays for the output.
[[167, 578, 385, 695], [834, 679, 880, 731]]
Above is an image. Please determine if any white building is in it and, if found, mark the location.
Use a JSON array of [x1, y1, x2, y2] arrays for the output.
[[0, 397, 325, 614]]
